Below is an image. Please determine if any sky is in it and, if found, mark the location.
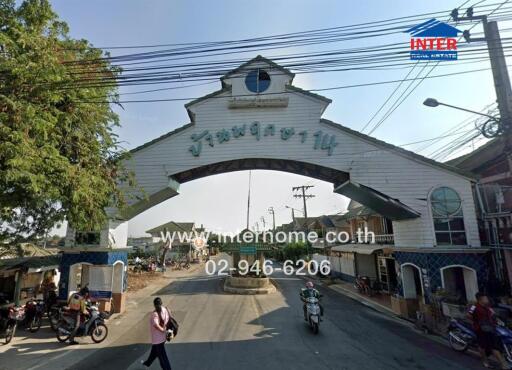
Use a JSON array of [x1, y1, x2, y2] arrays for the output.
[[46, 0, 509, 237]]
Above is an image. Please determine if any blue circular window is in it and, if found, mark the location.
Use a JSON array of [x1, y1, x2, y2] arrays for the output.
[[245, 69, 271, 93]]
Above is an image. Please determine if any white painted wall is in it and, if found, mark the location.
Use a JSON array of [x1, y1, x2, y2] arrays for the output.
[[121, 58, 481, 250]]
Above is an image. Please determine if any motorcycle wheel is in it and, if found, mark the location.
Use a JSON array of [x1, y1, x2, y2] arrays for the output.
[[55, 321, 71, 343], [49, 309, 60, 331], [4, 322, 16, 344], [91, 323, 108, 343], [503, 343, 512, 363], [312, 322, 319, 335], [29, 316, 42, 333], [448, 329, 469, 352]]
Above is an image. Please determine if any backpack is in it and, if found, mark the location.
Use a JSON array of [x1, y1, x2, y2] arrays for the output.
[[69, 294, 81, 311], [165, 308, 179, 340]]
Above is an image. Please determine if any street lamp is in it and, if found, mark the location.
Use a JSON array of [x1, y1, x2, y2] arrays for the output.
[[285, 205, 304, 214], [423, 98, 503, 138]]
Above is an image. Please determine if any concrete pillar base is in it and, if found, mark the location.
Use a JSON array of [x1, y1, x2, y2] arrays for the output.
[[112, 292, 126, 313], [223, 276, 276, 294]]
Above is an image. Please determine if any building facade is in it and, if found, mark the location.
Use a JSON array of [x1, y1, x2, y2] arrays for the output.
[[68, 56, 489, 317]]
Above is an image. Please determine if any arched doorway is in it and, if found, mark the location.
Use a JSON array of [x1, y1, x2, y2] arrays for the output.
[[401, 263, 424, 301], [68, 262, 92, 298], [441, 265, 478, 303], [400, 263, 424, 319]]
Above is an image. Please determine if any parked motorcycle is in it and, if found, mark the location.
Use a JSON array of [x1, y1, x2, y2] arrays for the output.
[[23, 299, 45, 333], [55, 303, 108, 343], [354, 275, 373, 296], [304, 296, 321, 334], [0, 306, 25, 344], [448, 318, 512, 362]]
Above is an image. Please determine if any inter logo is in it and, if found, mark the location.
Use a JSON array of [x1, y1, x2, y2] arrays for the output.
[[406, 19, 462, 61]]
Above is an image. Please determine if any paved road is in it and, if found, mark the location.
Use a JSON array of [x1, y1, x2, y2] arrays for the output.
[[65, 262, 482, 370]]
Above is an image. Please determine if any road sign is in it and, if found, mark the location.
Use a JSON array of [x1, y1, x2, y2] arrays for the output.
[[239, 246, 257, 255]]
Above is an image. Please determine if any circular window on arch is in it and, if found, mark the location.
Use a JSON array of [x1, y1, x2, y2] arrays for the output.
[[430, 186, 466, 245], [245, 69, 271, 93]]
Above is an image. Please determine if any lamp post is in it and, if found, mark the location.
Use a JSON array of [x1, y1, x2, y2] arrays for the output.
[[423, 98, 502, 138], [285, 205, 304, 214]]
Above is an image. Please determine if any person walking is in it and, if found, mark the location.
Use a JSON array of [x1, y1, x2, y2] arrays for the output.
[[468, 292, 511, 369], [141, 297, 172, 370]]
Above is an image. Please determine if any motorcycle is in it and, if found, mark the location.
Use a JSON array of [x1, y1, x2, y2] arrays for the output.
[[304, 296, 321, 334], [448, 318, 512, 362], [55, 303, 109, 344], [0, 306, 25, 344], [23, 299, 45, 333], [354, 275, 373, 296]]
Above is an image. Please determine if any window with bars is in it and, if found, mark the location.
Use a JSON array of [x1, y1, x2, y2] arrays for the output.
[[430, 187, 467, 246]]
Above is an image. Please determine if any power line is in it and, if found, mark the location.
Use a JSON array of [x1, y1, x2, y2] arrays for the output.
[[72, 65, 505, 104]]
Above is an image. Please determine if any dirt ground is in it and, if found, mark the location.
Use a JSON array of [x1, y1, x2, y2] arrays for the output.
[[126, 270, 166, 292]]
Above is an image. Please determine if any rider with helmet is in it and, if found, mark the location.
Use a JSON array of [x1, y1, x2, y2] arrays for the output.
[[67, 285, 89, 345], [300, 281, 324, 321]]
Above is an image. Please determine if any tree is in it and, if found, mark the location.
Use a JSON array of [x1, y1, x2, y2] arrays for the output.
[[0, 0, 133, 243]]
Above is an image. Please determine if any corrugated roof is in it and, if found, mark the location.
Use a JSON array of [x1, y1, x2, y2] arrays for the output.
[[331, 244, 383, 255], [0, 255, 61, 271], [445, 137, 502, 172], [146, 221, 195, 234], [0, 243, 58, 259], [339, 206, 376, 220]]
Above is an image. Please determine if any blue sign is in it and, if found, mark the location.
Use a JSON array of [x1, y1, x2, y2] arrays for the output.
[[239, 246, 257, 255], [405, 19, 461, 61]]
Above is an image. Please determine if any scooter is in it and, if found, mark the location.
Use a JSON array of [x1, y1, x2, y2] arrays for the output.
[[0, 306, 25, 344], [55, 303, 109, 344], [354, 275, 372, 296], [448, 318, 512, 362], [304, 296, 321, 334], [22, 299, 45, 333]]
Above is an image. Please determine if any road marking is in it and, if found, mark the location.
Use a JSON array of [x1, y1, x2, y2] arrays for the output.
[[26, 350, 71, 370]]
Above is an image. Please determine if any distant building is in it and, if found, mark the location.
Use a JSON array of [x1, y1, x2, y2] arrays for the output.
[[145, 221, 205, 258], [448, 137, 511, 295]]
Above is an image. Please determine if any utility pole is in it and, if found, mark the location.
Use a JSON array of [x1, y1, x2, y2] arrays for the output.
[[268, 207, 276, 231], [292, 185, 315, 259], [260, 216, 266, 230], [453, 7, 512, 138], [246, 171, 252, 230]]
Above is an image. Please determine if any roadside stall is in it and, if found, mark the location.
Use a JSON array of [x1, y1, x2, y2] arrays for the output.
[[0, 255, 61, 306]]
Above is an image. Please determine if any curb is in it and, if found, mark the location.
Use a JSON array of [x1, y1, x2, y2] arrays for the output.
[[327, 283, 397, 317], [321, 279, 482, 360]]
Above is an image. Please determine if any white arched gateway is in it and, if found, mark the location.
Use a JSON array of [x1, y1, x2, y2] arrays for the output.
[[65, 56, 487, 302]]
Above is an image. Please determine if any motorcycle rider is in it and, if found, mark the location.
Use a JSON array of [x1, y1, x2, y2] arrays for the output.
[[67, 287, 89, 345], [300, 281, 323, 321], [468, 292, 511, 370]]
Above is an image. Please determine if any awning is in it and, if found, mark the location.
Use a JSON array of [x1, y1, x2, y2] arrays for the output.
[[334, 180, 421, 221], [0, 255, 61, 273], [331, 244, 383, 255]]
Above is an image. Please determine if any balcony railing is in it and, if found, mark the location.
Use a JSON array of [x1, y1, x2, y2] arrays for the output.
[[374, 234, 395, 245]]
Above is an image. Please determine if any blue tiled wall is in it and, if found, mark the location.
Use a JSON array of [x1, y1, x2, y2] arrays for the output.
[[393, 250, 489, 303]]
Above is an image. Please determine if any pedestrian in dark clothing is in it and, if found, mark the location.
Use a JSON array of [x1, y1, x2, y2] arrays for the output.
[[141, 297, 172, 370], [468, 292, 511, 369]]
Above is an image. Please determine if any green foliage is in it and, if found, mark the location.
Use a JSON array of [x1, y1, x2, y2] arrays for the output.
[[0, 0, 133, 242], [270, 242, 308, 262]]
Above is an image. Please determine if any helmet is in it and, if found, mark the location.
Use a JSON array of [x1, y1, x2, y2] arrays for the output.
[[306, 281, 314, 289]]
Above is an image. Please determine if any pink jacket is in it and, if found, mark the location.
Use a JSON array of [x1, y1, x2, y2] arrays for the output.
[[150, 308, 169, 344]]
